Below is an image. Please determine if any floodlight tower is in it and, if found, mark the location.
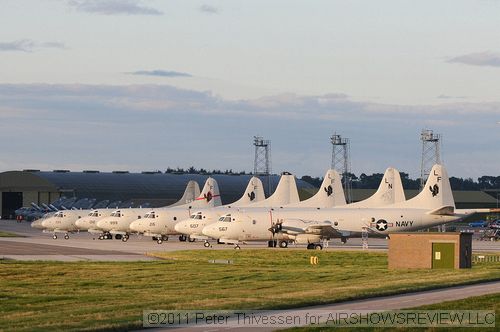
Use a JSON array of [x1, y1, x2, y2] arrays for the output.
[[253, 136, 272, 196], [331, 133, 352, 203], [420, 129, 442, 189]]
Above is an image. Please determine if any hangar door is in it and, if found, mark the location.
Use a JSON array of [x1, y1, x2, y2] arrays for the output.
[[2, 192, 23, 219], [432, 243, 455, 269]]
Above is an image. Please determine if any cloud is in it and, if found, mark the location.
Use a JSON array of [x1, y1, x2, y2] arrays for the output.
[[437, 95, 467, 100], [199, 4, 219, 14], [0, 84, 498, 178], [447, 51, 500, 68], [68, 0, 163, 15], [128, 70, 192, 77], [0, 40, 34, 52], [0, 40, 66, 52]]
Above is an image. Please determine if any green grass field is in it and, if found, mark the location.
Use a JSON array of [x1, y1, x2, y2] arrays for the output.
[[0, 250, 499, 331], [0, 230, 20, 237]]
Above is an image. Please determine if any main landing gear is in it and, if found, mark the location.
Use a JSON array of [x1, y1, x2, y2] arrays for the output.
[[53, 233, 69, 240], [307, 243, 323, 250], [268, 240, 289, 248], [156, 235, 169, 244], [98, 232, 112, 240]]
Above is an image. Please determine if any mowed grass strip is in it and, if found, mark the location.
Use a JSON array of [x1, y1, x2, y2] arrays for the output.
[[0, 250, 499, 331], [0, 230, 20, 237]]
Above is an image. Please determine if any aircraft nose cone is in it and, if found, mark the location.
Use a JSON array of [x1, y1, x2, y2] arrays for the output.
[[96, 219, 108, 230], [202, 224, 218, 238], [174, 221, 185, 233], [129, 220, 141, 232], [41, 219, 52, 228]]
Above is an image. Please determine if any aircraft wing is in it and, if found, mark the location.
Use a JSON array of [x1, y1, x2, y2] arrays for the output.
[[281, 219, 342, 238]]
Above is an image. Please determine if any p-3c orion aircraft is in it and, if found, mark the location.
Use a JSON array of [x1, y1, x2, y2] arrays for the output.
[[202, 165, 469, 249], [97, 178, 219, 242]]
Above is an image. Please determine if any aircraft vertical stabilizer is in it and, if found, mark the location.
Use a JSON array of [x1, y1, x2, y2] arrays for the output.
[[251, 173, 300, 207], [286, 169, 346, 208], [392, 164, 454, 210], [230, 177, 266, 207], [169, 180, 201, 207], [347, 167, 405, 208], [191, 177, 222, 208]]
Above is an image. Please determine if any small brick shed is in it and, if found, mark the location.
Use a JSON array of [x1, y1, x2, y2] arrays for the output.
[[388, 232, 472, 269]]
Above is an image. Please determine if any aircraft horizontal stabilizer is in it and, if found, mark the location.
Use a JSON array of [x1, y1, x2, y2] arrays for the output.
[[427, 206, 455, 216], [455, 208, 495, 215]]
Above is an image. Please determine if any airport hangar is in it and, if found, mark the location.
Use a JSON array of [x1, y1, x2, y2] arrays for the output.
[[0, 169, 497, 219], [0, 169, 316, 219]]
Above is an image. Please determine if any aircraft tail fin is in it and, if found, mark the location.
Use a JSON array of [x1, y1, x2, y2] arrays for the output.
[[286, 169, 346, 208], [393, 164, 455, 210], [348, 167, 406, 208], [170, 180, 201, 207], [230, 177, 266, 207], [251, 172, 300, 207], [191, 177, 222, 208]]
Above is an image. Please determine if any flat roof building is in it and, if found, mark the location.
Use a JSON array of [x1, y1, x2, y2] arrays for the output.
[[0, 170, 315, 219]]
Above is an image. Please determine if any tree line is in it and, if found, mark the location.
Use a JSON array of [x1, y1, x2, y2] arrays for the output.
[[165, 166, 500, 190], [301, 173, 500, 190]]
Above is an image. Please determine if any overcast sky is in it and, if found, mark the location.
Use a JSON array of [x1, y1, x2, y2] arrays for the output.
[[0, 0, 499, 179]]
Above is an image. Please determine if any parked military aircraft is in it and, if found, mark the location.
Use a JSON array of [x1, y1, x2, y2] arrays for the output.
[[40, 209, 89, 239], [74, 181, 200, 238], [129, 176, 264, 244], [174, 170, 345, 246], [202, 165, 456, 249], [98, 178, 219, 242]]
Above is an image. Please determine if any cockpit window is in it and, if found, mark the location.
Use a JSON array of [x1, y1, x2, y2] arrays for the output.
[[219, 214, 232, 222], [55, 212, 63, 218], [111, 211, 121, 217], [88, 211, 98, 217], [191, 212, 202, 219], [145, 212, 155, 219]]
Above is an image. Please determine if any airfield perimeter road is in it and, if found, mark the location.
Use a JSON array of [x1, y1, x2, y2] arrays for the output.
[[152, 281, 500, 332], [1, 219, 500, 261]]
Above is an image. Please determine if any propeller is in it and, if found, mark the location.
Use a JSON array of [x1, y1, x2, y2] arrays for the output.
[[268, 220, 283, 235]]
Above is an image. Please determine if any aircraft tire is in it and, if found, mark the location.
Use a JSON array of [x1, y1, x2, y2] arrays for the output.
[[204, 241, 210, 248], [115, 234, 122, 240], [306, 243, 314, 250], [179, 235, 187, 242], [314, 244, 323, 250], [122, 236, 128, 242], [64, 234, 69, 240], [279, 240, 288, 248], [234, 245, 241, 250], [188, 237, 195, 242], [53, 234, 57, 240], [157, 239, 163, 244]]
